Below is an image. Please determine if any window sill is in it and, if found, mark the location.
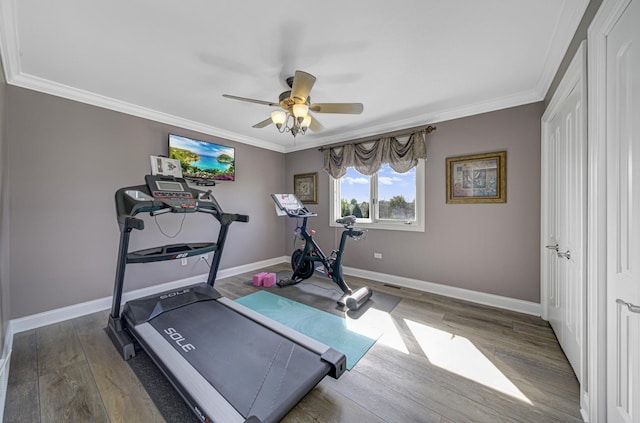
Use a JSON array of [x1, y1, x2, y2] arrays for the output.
[[330, 220, 424, 232]]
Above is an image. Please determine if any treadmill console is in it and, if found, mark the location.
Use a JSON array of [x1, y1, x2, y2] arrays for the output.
[[145, 174, 196, 211]]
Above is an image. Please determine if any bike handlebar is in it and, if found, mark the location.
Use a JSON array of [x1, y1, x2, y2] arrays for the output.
[[287, 209, 317, 218]]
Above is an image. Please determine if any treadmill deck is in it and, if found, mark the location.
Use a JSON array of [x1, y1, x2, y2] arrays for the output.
[[124, 288, 335, 423]]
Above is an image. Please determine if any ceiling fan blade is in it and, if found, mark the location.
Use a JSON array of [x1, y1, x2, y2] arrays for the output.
[[309, 103, 364, 114], [222, 94, 279, 107], [291, 70, 316, 103], [252, 117, 273, 128], [308, 114, 324, 132]]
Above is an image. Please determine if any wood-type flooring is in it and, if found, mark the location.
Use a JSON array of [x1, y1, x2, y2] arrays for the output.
[[3, 264, 582, 422]]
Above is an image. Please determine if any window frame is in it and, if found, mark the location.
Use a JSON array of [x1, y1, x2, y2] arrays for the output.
[[329, 161, 425, 232]]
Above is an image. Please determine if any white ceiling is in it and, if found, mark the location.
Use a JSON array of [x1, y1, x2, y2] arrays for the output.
[[0, 0, 588, 153]]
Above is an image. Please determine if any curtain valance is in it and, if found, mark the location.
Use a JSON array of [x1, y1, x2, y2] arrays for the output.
[[322, 127, 433, 179]]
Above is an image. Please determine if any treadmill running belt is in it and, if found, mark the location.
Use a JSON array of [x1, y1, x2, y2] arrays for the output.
[[148, 300, 330, 421]]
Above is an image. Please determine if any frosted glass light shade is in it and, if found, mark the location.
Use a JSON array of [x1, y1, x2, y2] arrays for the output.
[[292, 103, 309, 118], [270, 110, 287, 125]]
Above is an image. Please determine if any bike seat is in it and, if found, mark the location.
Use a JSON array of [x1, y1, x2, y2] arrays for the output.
[[336, 215, 357, 227]]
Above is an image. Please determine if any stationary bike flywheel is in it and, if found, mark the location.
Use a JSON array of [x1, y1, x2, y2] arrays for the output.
[[291, 249, 314, 280]]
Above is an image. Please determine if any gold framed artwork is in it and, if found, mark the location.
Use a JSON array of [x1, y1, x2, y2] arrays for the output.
[[294, 172, 318, 204], [446, 151, 506, 204]]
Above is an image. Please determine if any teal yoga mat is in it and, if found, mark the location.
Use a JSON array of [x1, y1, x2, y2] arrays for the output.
[[236, 290, 380, 370]]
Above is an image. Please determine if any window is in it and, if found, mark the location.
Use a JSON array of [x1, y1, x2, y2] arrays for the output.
[[329, 161, 425, 232]]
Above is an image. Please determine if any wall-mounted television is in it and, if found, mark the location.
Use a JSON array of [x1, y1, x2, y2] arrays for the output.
[[168, 134, 235, 182]]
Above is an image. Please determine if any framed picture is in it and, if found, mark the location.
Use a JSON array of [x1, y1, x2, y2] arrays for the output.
[[446, 151, 506, 204], [294, 172, 318, 204]]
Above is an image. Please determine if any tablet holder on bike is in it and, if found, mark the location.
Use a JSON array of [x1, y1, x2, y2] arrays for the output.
[[271, 194, 373, 311]]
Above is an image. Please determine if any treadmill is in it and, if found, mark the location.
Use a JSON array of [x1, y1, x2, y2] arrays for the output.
[[107, 175, 346, 423]]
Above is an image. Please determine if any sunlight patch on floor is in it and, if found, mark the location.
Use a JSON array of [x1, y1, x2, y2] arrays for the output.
[[346, 308, 409, 354], [405, 319, 532, 404]]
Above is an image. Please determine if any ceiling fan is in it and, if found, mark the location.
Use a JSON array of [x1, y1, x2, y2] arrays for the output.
[[222, 70, 364, 137]]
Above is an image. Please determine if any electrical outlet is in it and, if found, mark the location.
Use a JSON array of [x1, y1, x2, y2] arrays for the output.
[[374, 252, 382, 259], [181, 257, 188, 266]]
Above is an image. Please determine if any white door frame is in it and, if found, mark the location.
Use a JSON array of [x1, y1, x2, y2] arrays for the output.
[[541, 41, 587, 320], [541, 39, 587, 416], [587, 0, 633, 421]]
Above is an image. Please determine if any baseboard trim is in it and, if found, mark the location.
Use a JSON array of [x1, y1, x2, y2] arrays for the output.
[[8, 256, 541, 335], [580, 392, 590, 422], [344, 266, 541, 316], [9, 256, 288, 335]]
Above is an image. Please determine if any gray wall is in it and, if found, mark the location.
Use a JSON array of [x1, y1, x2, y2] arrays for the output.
[[3, 76, 547, 319], [286, 102, 544, 303], [7, 86, 286, 318], [0, 55, 9, 349]]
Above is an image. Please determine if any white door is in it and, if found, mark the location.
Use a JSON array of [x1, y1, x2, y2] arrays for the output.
[[606, 0, 640, 420], [541, 44, 586, 384]]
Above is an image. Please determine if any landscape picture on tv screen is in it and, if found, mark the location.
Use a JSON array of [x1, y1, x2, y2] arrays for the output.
[[169, 134, 235, 181]]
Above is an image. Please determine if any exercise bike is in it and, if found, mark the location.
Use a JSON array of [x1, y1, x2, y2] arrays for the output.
[[271, 194, 373, 311]]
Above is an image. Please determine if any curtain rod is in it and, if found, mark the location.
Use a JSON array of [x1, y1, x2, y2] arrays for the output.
[[317, 124, 436, 152]]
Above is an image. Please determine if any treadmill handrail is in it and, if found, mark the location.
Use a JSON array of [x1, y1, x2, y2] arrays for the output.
[[115, 185, 226, 223], [110, 180, 249, 319]]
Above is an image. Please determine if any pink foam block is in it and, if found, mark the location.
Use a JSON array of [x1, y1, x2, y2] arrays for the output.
[[253, 272, 268, 286], [262, 273, 277, 288]]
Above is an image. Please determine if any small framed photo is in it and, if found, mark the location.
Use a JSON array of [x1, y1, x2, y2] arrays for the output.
[[294, 172, 318, 204], [446, 151, 506, 204]]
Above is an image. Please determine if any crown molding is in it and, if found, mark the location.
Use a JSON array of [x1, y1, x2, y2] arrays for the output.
[[8, 73, 288, 153], [5, 67, 544, 153], [0, 0, 587, 155], [535, 0, 590, 97], [0, 0, 287, 153], [285, 87, 542, 153], [8, 69, 543, 155]]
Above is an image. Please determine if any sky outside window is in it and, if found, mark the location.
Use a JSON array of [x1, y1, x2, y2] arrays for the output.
[[378, 165, 416, 202], [340, 165, 416, 203]]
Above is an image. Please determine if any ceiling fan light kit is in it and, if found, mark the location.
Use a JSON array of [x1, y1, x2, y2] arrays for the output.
[[223, 70, 364, 138], [270, 109, 310, 137]]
